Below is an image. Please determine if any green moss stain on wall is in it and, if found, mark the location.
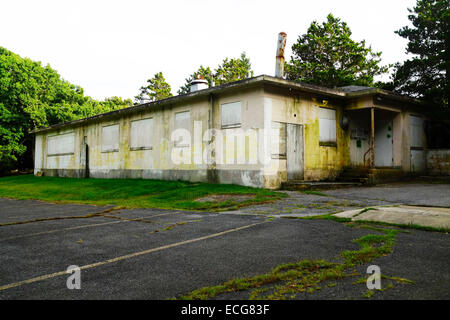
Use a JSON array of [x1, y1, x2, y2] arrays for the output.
[[304, 117, 320, 170], [120, 118, 130, 170], [303, 99, 350, 181]]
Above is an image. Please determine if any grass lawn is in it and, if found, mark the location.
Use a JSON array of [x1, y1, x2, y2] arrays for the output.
[[0, 175, 284, 211]]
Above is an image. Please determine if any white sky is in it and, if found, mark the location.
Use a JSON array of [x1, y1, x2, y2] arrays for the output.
[[1, 0, 416, 100]]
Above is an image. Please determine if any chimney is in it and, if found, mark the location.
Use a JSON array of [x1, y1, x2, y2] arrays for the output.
[[275, 32, 287, 78], [190, 74, 209, 92]]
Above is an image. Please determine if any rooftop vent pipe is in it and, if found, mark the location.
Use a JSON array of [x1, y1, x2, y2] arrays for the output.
[[190, 74, 209, 92], [275, 32, 287, 78]]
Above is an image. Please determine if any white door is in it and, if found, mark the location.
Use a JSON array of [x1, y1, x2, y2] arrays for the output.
[[374, 119, 393, 167], [410, 115, 425, 173], [286, 124, 304, 180]]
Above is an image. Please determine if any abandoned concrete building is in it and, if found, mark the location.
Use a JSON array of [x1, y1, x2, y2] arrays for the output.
[[33, 34, 434, 189], [33, 74, 431, 189]]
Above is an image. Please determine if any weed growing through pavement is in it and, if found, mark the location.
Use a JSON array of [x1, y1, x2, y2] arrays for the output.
[[178, 224, 414, 300]]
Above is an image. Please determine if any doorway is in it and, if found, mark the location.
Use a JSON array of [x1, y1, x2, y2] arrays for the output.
[[374, 115, 394, 167], [286, 124, 304, 180], [81, 136, 89, 178]]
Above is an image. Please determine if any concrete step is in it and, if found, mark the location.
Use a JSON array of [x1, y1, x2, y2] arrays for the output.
[[340, 167, 369, 177], [281, 181, 362, 191], [367, 168, 406, 183], [336, 177, 369, 184]]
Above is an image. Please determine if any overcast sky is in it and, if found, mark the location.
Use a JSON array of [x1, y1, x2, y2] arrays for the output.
[[1, 0, 417, 100]]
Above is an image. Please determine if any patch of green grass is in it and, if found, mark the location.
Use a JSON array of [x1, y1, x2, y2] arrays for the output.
[[381, 275, 415, 284], [296, 212, 353, 223], [0, 175, 285, 211], [179, 260, 343, 300], [326, 200, 361, 207], [301, 190, 328, 197], [162, 222, 182, 231], [354, 273, 414, 299], [305, 203, 333, 210], [340, 229, 399, 267], [327, 282, 337, 287], [354, 207, 378, 217], [177, 225, 408, 300], [362, 290, 375, 299]]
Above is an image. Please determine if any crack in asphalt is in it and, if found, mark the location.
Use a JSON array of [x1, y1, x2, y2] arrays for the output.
[[0, 220, 126, 241], [0, 207, 120, 227]]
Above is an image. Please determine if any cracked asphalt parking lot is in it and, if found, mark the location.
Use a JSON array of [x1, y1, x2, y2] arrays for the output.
[[0, 183, 449, 300]]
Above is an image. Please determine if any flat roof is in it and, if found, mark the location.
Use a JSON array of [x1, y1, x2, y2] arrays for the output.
[[32, 75, 427, 134]]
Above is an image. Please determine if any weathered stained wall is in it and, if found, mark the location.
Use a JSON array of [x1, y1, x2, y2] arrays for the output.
[[427, 149, 450, 176], [263, 87, 350, 186], [34, 129, 84, 178], [34, 88, 269, 188], [345, 96, 427, 173], [36, 97, 211, 182], [211, 87, 266, 187], [372, 98, 428, 173], [304, 99, 350, 181]]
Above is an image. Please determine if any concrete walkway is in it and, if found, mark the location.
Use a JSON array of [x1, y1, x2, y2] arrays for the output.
[[223, 191, 395, 217], [335, 205, 450, 229], [224, 183, 450, 219]]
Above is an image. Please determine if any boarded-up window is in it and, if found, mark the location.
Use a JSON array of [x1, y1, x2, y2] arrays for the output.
[[101, 124, 119, 152], [47, 132, 75, 156], [319, 107, 336, 145], [174, 111, 190, 147], [130, 118, 153, 150], [410, 115, 423, 148], [271, 122, 286, 158], [221, 101, 242, 128]]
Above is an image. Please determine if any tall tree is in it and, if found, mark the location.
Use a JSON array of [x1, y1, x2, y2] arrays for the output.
[[134, 72, 173, 104], [391, 0, 449, 109], [285, 14, 389, 88], [178, 52, 253, 94], [0, 47, 131, 173], [214, 52, 253, 85]]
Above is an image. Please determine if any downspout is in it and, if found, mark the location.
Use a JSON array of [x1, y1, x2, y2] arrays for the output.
[[370, 107, 375, 168], [207, 94, 218, 183]]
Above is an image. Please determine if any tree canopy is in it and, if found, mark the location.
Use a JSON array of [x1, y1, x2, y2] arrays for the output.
[[214, 52, 253, 85], [285, 14, 389, 88], [134, 72, 173, 104], [178, 52, 253, 94], [390, 0, 449, 109], [0, 47, 132, 173]]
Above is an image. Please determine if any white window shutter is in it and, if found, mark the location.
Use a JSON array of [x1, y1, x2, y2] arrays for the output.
[[101, 125, 120, 152], [221, 102, 242, 127], [130, 118, 153, 150], [47, 132, 75, 155], [319, 108, 336, 143]]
